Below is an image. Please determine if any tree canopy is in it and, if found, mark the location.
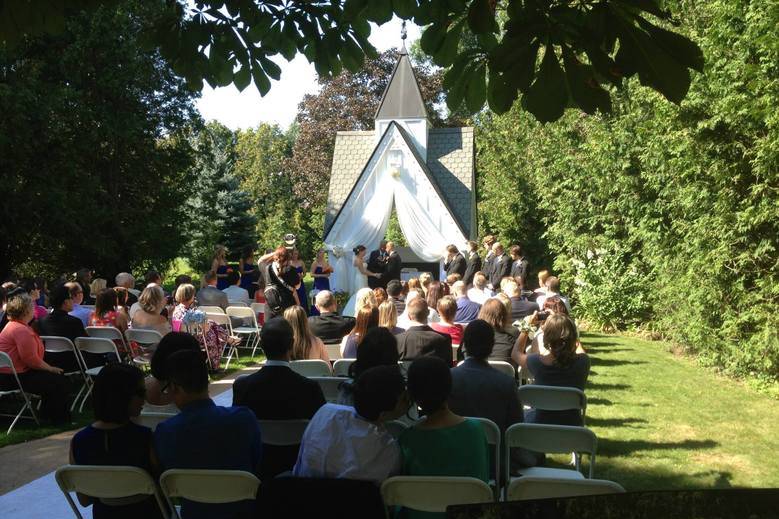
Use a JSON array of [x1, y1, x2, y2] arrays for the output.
[[1, 0, 702, 122]]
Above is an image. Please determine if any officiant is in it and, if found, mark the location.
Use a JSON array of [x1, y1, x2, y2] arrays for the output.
[[367, 240, 388, 289]]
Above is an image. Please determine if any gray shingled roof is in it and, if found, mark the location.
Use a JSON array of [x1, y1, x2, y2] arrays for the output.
[[324, 126, 475, 240], [374, 49, 429, 120]]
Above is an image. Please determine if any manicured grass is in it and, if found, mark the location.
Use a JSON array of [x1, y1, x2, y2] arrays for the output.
[[581, 331, 779, 490]]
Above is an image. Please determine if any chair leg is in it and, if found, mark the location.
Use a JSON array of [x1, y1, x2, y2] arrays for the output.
[[79, 383, 94, 414], [6, 402, 28, 434]]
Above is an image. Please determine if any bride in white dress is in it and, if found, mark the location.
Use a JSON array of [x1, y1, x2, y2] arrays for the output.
[[343, 245, 380, 316]]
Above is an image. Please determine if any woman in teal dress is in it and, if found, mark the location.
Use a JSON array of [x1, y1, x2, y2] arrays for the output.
[[398, 356, 490, 519]]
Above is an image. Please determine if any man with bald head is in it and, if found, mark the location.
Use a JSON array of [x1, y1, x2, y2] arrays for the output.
[[384, 241, 402, 284], [308, 290, 355, 345], [115, 272, 139, 306]]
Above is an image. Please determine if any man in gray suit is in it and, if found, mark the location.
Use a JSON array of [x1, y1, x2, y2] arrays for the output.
[[448, 319, 539, 475], [196, 270, 229, 310]]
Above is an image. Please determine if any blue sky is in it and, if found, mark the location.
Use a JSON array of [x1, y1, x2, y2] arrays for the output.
[[196, 17, 422, 130]]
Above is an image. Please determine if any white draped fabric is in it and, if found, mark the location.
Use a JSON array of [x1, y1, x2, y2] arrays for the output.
[[324, 124, 467, 293]]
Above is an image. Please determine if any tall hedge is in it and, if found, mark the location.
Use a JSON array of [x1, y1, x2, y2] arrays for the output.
[[476, 0, 779, 381]]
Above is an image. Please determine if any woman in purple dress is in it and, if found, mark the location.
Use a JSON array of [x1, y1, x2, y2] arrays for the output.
[[289, 249, 309, 314], [309, 249, 332, 316]]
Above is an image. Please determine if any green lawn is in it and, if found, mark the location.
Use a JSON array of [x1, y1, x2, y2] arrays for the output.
[[581, 332, 779, 490]]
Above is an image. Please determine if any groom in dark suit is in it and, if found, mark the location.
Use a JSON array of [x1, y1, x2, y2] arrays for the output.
[[367, 240, 388, 289], [384, 241, 402, 284]]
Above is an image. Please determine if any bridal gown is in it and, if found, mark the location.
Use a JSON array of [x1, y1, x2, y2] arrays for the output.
[[343, 260, 369, 317]]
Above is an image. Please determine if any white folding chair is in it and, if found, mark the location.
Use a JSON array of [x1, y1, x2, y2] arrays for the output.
[[325, 342, 343, 361], [135, 412, 176, 431], [227, 300, 248, 307], [451, 344, 460, 363], [0, 351, 40, 434], [206, 312, 237, 369], [257, 419, 309, 446], [507, 476, 625, 501], [160, 469, 259, 519], [384, 420, 408, 439], [504, 423, 597, 496], [309, 376, 345, 402], [126, 329, 164, 370], [289, 359, 332, 377], [250, 302, 265, 318], [198, 306, 225, 314], [468, 417, 501, 499], [381, 476, 494, 512], [518, 385, 587, 424], [332, 358, 355, 377], [41, 336, 90, 411], [226, 306, 261, 357], [488, 360, 516, 379], [85, 326, 128, 360], [55, 465, 169, 519], [75, 337, 121, 412]]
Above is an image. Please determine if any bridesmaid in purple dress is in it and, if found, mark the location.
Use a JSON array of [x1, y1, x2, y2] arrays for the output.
[[309, 249, 333, 316], [289, 249, 309, 314]]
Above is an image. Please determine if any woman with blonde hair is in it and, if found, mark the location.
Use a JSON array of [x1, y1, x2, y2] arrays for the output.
[[406, 278, 421, 299], [378, 301, 403, 335], [211, 245, 229, 290], [477, 298, 519, 368], [171, 283, 233, 370], [418, 272, 433, 297], [284, 305, 329, 362], [130, 285, 170, 336]]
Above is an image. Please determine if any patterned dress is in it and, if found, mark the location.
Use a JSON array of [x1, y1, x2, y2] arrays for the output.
[[172, 304, 227, 370]]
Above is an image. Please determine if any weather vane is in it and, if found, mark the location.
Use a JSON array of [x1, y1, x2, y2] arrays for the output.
[[401, 20, 407, 50]]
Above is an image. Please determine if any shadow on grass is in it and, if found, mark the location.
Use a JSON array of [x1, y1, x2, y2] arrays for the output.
[[590, 357, 648, 367], [599, 438, 718, 456], [584, 347, 636, 354], [586, 416, 648, 427], [587, 382, 632, 391], [587, 397, 614, 405]]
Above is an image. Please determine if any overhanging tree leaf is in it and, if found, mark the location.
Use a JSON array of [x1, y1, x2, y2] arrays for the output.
[[487, 71, 517, 113], [562, 47, 611, 114], [468, 0, 494, 35], [637, 17, 704, 72], [465, 61, 487, 112], [234, 65, 251, 91], [523, 44, 568, 123]]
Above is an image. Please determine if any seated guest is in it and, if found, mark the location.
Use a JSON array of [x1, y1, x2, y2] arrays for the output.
[[446, 273, 462, 287], [342, 306, 379, 358], [70, 364, 162, 519], [67, 282, 93, 327], [396, 290, 422, 330], [395, 299, 451, 365], [294, 365, 407, 484], [418, 273, 433, 298], [502, 278, 539, 322], [172, 283, 229, 370], [452, 281, 481, 324], [89, 278, 107, 300], [20, 279, 47, 320], [75, 268, 93, 303], [113, 287, 132, 318], [35, 284, 87, 371], [425, 282, 445, 324], [430, 296, 463, 347], [531, 269, 550, 302], [285, 305, 329, 362], [449, 320, 538, 471], [399, 356, 489, 518], [536, 275, 572, 313], [466, 273, 494, 305], [155, 349, 262, 519], [378, 301, 403, 335], [0, 287, 6, 331], [0, 293, 69, 424], [130, 285, 170, 336], [523, 297, 572, 356], [517, 314, 589, 426], [373, 287, 387, 306], [89, 288, 129, 333], [478, 299, 519, 369], [115, 272, 139, 304], [338, 327, 400, 405], [233, 318, 325, 478], [386, 280, 406, 317], [222, 269, 250, 306], [196, 270, 229, 310], [144, 332, 201, 411], [307, 291, 355, 344]]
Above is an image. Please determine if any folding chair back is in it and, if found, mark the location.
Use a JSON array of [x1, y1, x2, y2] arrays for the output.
[[85, 326, 127, 352], [227, 306, 255, 320], [41, 336, 89, 411], [198, 306, 224, 314], [0, 351, 40, 433], [126, 329, 164, 349], [257, 419, 309, 446], [488, 360, 516, 379], [384, 420, 408, 439], [381, 476, 493, 512], [507, 476, 625, 501], [333, 358, 354, 377], [468, 417, 501, 498], [505, 423, 597, 478], [250, 302, 265, 316], [227, 301, 248, 307], [289, 359, 332, 377], [55, 465, 168, 519], [206, 312, 232, 330], [309, 376, 345, 402], [326, 342, 343, 361], [160, 469, 259, 505], [519, 385, 587, 418], [136, 412, 176, 431], [76, 337, 120, 358]]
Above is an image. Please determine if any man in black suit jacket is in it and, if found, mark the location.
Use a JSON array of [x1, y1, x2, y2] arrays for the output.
[[462, 241, 482, 286], [395, 299, 451, 365], [384, 241, 402, 283], [444, 245, 467, 279], [233, 318, 326, 479], [481, 235, 497, 282], [308, 291, 355, 344], [35, 283, 89, 372], [367, 240, 387, 289], [489, 242, 512, 290]]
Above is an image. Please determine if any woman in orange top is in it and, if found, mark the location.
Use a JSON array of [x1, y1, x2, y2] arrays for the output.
[[0, 293, 70, 424]]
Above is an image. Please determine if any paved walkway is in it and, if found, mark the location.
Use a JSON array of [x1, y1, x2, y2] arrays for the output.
[[0, 366, 258, 496]]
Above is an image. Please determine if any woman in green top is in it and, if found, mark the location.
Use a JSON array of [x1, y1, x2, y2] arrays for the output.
[[398, 356, 490, 519]]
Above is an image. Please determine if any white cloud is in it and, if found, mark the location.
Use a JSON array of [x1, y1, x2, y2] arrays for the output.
[[195, 17, 421, 130]]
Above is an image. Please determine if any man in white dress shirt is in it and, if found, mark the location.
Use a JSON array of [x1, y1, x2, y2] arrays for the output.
[[222, 270, 251, 305]]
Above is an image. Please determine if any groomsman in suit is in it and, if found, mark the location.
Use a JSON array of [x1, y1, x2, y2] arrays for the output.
[[482, 235, 497, 283], [510, 244, 529, 285], [489, 242, 512, 290], [462, 240, 481, 286], [367, 240, 388, 289], [444, 245, 467, 279], [384, 241, 402, 283]]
